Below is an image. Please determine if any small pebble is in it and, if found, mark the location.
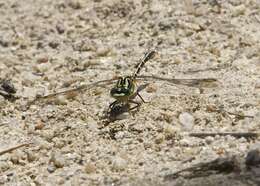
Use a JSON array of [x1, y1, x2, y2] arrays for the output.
[[49, 40, 59, 49], [155, 133, 165, 144], [35, 120, 45, 130], [179, 112, 194, 131], [39, 141, 52, 150], [41, 130, 55, 141], [53, 139, 66, 149], [0, 175, 8, 185], [88, 121, 99, 132], [56, 23, 65, 34], [0, 36, 9, 47], [164, 124, 178, 140], [0, 162, 10, 172], [35, 62, 51, 73], [246, 149, 260, 167], [112, 156, 127, 171], [27, 151, 37, 162], [10, 153, 20, 164], [47, 164, 56, 173], [85, 162, 96, 174], [68, 1, 82, 9], [205, 136, 214, 144], [115, 131, 126, 139], [50, 153, 65, 168], [96, 47, 110, 57], [53, 95, 67, 105], [37, 57, 49, 64], [73, 40, 96, 52], [53, 157, 65, 168], [179, 139, 190, 147]]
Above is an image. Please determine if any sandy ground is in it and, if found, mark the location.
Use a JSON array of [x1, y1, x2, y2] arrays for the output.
[[0, 0, 260, 185]]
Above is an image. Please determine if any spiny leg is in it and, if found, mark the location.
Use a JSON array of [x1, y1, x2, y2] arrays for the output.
[[109, 100, 118, 109], [137, 92, 149, 103], [128, 100, 141, 111]]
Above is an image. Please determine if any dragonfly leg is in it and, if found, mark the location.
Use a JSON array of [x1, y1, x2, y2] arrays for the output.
[[137, 92, 149, 103], [129, 100, 141, 111], [109, 100, 118, 109]]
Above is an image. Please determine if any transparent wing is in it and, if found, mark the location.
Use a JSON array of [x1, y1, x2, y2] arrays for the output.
[[137, 75, 218, 88], [27, 78, 118, 107]]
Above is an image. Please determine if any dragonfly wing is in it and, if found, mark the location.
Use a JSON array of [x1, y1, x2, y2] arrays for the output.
[[34, 78, 118, 101], [137, 83, 150, 93], [137, 75, 218, 88]]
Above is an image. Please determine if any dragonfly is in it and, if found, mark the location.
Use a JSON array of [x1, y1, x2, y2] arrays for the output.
[[29, 50, 218, 119]]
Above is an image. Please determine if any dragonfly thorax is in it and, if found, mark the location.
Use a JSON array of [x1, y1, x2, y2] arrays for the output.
[[110, 76, 136, 101]]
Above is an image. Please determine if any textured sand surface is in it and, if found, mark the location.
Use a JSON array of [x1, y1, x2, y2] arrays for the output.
[[0, 0, 259, 185]]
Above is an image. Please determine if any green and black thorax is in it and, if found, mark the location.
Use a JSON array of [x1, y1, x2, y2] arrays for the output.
[[110, 50, 156, 102], [110, 76, 136, 101]]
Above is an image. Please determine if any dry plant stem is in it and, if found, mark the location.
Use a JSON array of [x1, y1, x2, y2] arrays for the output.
[[189, 132, 259, 139], [0, 143, 31, 156], [212, 108, 254, 119], [224, 110, 254, 118]]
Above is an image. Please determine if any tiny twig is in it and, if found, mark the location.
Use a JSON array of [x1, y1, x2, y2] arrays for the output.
[[224, 110, 254, 119], [0, 143, 31, 156], [208, 106, 254, 119], [189, 132, 258, 139]]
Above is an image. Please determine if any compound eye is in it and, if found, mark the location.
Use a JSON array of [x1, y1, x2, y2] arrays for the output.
[[126, 78, 131, 86], [123, 78, 129, 88], [116, 78, 123, 87]]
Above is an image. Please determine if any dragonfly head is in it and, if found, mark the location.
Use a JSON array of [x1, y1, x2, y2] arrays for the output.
[[110, 76, 136, 100]]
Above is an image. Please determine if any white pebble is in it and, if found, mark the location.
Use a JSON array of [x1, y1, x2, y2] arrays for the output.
[[205, 136, 214, 144], [53, 95, 67, 105], [112, 156, 127, 171], [50, 152, 65, 168], [179, 112, 194, 131]]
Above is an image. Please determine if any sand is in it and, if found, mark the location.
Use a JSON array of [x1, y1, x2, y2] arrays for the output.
[[0, 0, 259, 185]]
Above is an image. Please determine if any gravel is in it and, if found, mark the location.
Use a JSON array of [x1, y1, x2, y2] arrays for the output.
[[0, 0, 259, 185]]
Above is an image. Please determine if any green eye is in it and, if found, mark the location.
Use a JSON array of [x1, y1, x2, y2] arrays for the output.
[[111, 77, 135, 98]]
